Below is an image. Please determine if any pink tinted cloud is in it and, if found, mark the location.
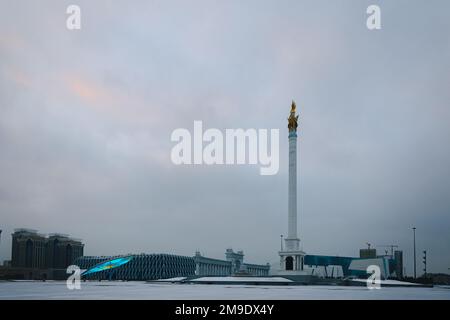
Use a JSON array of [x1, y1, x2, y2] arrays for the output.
[[64, 74, 164, 127], [0, 32, 26, 52], [6, 68, 31, 87]]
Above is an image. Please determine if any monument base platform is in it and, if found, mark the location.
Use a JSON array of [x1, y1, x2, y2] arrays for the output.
[[276, 270, 310, 276]]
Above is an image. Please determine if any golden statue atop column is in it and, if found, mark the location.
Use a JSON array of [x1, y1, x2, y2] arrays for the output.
[[288, 100, 299, 132]]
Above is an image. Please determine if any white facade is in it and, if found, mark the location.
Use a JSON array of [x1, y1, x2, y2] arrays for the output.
[[285, 133, 300, 251]]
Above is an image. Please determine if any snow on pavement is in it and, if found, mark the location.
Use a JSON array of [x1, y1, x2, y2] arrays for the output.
[[0, 281, 450, 300]]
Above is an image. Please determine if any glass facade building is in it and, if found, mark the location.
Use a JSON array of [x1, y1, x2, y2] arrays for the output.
[[75, 254, 196, 280], [75, 249, 270, 281]]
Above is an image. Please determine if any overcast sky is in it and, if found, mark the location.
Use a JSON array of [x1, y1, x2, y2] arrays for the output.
[[1, 0, 449, 275]]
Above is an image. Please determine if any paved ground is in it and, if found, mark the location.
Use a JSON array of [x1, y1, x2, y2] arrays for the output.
[[0, 281, 449, 299]]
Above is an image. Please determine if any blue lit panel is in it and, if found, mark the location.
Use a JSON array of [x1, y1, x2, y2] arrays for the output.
[[81, 256, 133, 276]]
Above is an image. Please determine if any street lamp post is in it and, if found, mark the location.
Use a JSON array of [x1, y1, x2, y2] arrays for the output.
[[423, 250, 427, 278], [413, 227, 417, 279]]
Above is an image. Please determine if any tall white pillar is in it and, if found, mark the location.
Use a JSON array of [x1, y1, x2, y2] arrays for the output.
[[285, 102, 300, 251], [278, 101, 305, 275], [288, 133, 297, 240]]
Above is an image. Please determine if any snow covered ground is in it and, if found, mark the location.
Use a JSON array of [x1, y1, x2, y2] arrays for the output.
[[190, 277, 293, 283], [351, 279, 422, 286], [0, 281, 449, 300]]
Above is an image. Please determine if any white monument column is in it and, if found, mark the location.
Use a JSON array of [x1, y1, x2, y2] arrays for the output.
[[285, 102, 300, 251], [278, 101, 305, 274]]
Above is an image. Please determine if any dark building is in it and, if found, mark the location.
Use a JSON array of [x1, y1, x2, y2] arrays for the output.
[[359, 248, 377, 259], [46, 233, 84, 269], [3, 228, 84, 280], [11, 229, 47, 268], [394, 250, 403, 279]]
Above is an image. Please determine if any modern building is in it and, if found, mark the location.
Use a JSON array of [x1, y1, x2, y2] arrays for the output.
[[76, 254, 196, 281], [74, 249, 270, 281], [303, 249, 404, 280]]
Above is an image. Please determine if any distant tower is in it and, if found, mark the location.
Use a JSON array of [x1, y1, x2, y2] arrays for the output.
[[278, 101, 306, 274]]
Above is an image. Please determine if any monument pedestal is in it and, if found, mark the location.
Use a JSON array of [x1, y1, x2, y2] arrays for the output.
[[278, 249, 306, 273]]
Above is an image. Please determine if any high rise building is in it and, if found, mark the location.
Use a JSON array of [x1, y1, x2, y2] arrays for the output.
[[10, 229, 84, 272], [45, 233, 84, 269], [11, 229, 47, 268]]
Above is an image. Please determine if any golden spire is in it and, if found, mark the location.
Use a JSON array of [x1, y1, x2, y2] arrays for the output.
[[288, 100, 299, 132]]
